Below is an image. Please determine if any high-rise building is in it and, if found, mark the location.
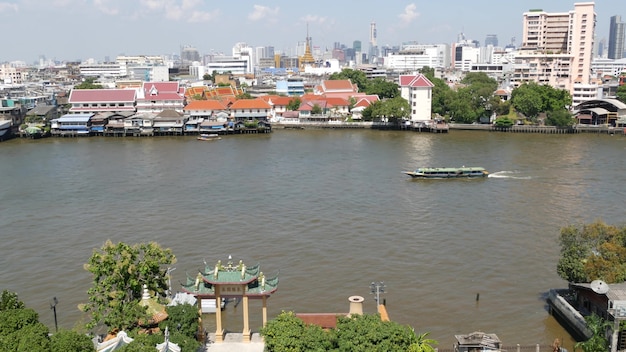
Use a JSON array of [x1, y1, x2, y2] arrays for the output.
[[353, 40, 362, 53], [608, 15, 625, 59], [369, 22, 378, 62], [485, 34, 498, 47], [516, 3, 596, 105]]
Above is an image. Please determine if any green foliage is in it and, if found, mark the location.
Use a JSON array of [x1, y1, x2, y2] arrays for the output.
[[419, 66, 435, 80], [0, 307, 51, 352], [574, 314, 611, 352], [360, 98, 410, 121], [244, 120, 259, 128], [50, 329, 95, 351], [408, 332, 438, 352], [311, 104, 323, 115], [0, 290, 25, 310], [328, 69, 367, 91], [494, 117, 514, 128], [545, 109, 575, 127], [74, 77, 103, 89], [119, 333, 161, 352], [159, 304, 199, 340], [287, 97, 302, 111], [334, 314, 417, 352], [365, 78, 400, 99], [82, 240, 176, 332], [236, 92, 254, 99], [492, 98, 511, 116], [616, 84, 626, 103], [511, 82, 572, 119], [557, 221, 626, 283], [461, 72, 498, 93], [261, 311, 434, 352], [202, 73, 211, 81], [261, 311, 333, 352], [430, 77, 452, 118]]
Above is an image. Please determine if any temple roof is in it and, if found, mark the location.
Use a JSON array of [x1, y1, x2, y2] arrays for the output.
[[180, 258, 279, 298]]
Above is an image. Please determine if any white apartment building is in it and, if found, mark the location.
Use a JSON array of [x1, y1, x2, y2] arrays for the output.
[[384, 44, 450, 71], [592, 58, 626, 77], [0, 64, 24, 84], [515, 2, 597, 106], [454, 45, 481, 71]]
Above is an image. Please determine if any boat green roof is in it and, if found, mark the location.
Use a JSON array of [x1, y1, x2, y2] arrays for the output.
[[415, 167, 486, 172]]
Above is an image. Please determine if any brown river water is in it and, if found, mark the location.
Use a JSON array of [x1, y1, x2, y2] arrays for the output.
[[1, 129, 625, 349]]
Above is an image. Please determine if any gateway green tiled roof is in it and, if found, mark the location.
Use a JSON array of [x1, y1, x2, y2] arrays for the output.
[[180, 258, 279, 297]]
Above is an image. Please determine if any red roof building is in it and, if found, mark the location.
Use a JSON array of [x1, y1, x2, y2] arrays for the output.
[[68, 89, 137, 114], [136, 81, 185, 113], [398, 74, 434, 122]]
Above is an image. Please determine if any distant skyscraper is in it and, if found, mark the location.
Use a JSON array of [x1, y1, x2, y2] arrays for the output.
[[485, 34, 498, 47], [369, 22, 378, 61], [608, 15, 625, 59], [353, 40, 362, 53]]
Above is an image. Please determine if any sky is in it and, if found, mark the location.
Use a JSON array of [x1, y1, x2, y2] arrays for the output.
[[0, 0, 624, 64]]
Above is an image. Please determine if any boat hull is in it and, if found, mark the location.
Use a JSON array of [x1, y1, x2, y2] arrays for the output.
[[403, 167, 488, 179]]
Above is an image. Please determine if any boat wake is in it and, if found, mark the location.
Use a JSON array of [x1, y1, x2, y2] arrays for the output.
[[488, 171, 532, 180]]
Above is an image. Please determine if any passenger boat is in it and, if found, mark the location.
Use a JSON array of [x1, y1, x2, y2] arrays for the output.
[[197, 133, 221, 141], [403, 166, 489, 179]]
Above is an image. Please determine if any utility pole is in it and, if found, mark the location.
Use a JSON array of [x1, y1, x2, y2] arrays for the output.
[[370, 282, 386, 306], [50, 297, 58, 333]]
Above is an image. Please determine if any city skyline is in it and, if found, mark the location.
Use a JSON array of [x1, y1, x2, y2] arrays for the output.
[[0, 0, 623, 63]]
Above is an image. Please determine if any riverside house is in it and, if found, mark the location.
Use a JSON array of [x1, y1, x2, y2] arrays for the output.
[[68, 89, 136, 114]]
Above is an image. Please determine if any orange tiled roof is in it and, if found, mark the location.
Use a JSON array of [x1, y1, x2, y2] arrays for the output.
[[321, 79, 358, 93], [184, 100, 227, 110], [230, 98, 272, 109]]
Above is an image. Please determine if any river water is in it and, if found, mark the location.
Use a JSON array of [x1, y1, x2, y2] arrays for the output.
[[1, 130, 625, 349]]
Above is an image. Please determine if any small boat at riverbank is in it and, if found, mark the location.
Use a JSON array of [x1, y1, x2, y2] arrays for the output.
[[403, 166, 488, 179], [197, 133, 221, 141]]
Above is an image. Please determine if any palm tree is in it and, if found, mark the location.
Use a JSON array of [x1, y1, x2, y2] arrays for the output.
[[574, 313, 612, 352], [408, 332, 438, 352]]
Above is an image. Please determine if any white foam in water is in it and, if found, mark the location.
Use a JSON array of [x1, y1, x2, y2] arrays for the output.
[[488, 171, 532, 179]]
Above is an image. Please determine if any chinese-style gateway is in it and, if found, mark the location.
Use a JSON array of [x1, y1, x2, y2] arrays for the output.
[[181, 257, 278, 343]]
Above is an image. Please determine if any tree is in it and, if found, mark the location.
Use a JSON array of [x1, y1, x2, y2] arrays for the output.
[[74, 77, 103, 89], [545, 109, 575, 127], [260, 311, 333, 352], [511, 83, 544, 119], [260, 311, 429, 352], [311, 104, 323, 115], [0, 290, 25, 310], [616, 83, 626, 103], [50, 329, 95, 352], [408, 332, 438, 352], [82, 240, 176, 332], [287, 97, 302, 111], [0, 304, 51, 351], [419, 66, 435, 80], [334, 313, 418, 352], [202, 73, 211, 81], [365, 78, 400, 99], [159, 304, 199, 341], [557, 221, 626, 283], [574, 314, 611, 352], [328, 68, 367, 91], [511, 82, 572, 120]]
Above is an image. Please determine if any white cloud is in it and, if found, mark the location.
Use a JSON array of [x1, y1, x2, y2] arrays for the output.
[[188, 9, 220, 23], [248, 5, 279, 21], [300, 14, 327, 25], [0, 2, 18, 12], [398, 3, 419, 25], [93, 0, 119, 15], [138, 0, 214, 22]]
